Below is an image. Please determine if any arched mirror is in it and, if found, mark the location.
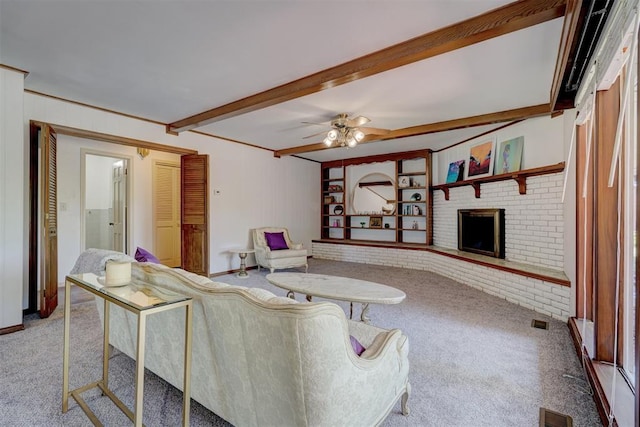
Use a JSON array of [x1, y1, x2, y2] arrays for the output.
[[351, 173, 396, 215]]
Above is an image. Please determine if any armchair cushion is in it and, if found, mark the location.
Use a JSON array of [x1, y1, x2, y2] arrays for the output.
[[263, 248, 308, 260], [264, 231, 289, 250]]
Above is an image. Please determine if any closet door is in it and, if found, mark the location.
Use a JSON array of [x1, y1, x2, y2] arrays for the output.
[[154, 161, 181, 267], [40, 124, 58, 318], [181, 154, 209, 276]]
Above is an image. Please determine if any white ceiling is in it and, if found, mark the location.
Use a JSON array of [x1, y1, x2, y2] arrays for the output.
[[0, 0, 565, 162]]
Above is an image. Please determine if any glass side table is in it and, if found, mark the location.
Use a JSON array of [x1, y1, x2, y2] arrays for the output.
[[62, 273, 193, 426]]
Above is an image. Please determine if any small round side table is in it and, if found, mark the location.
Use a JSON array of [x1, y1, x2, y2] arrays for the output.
[[229, 248, 255, 278]]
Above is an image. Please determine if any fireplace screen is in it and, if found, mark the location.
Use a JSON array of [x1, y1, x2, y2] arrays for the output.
[[457, 209, 505, 258]]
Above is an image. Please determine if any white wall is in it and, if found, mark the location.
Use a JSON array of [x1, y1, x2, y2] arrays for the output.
[[433, 115, 565, 185], [84, 155, 116, 209], [23, 92, 319, 298], [0, 68, 25, 329]]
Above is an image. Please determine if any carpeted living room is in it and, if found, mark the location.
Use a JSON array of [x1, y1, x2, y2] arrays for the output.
[[0, 258, 602, 426], [1, 1, 639, 426]]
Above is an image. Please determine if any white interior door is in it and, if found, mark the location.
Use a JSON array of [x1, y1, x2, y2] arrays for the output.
[[111, 160, 126, 252]]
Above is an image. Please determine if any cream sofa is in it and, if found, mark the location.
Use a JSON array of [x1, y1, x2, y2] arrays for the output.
[[252, 227, 308, 273], [99, 262, 410, 426]]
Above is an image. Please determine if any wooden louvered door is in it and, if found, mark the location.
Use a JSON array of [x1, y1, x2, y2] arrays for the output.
[[154, 162, 181, 267], [181, 154, 209, 276], [40, 124, 58, 317]]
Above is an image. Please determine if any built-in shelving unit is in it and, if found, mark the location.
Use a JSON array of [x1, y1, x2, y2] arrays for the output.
[[320, 150, 432, 245], [431, 162, 565, 200], [321, 166, 345, 240]]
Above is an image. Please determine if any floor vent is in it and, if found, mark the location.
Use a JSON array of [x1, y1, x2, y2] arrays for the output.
[[532, 319, 549, 330], [539, 407, 573, 427]]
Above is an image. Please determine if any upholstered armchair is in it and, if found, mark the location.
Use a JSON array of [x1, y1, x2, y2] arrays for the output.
[[252, 227, 308, 273]]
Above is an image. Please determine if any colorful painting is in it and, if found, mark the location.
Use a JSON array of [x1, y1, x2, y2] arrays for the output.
[[495, 136, 524, 174], [466, 139, 496, 179], [446, 160, 465, 183]]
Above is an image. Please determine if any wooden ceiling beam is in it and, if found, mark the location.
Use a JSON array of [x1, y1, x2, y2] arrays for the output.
[[274, 103, 553, 157], [168, 0, 566, 133], [550, 0, 584, 110]]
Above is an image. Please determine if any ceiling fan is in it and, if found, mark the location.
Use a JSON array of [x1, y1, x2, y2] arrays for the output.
[[302, 113, 390, 148]]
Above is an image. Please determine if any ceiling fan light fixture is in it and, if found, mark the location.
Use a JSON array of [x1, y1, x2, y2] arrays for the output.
[[346, 135, 357, 148], [353, 129, 365, 142], [327, 129, 338, 141], [323, 136, 333, 146]]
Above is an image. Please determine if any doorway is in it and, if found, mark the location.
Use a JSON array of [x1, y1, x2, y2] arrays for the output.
[[82, 153, 130, 253], [28, 121, 208, 317]]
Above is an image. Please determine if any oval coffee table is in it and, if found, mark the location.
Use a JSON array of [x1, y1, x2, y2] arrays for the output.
[[266, 272, 405, 324]]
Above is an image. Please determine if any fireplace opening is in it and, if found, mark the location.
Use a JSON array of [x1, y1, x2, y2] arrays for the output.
[[458, 209, 505, 258]]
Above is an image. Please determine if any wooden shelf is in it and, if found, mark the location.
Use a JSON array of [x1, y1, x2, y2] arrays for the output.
[[431, 162, 565, 200]]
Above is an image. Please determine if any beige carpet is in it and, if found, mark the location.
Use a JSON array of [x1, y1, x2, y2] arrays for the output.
[[0, 258, 601, 426]]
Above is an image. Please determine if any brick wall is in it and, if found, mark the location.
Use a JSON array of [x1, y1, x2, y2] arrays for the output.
[[312, 172, 570, 320], [312, 242, 571, 320], [433, 173, 565, 269]]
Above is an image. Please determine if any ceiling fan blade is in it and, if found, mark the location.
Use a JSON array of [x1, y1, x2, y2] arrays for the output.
[[360, 127, 391, 135], [301, 121, 329, 127], [302, 130, 328, 139], [347, 115, 371, 127]]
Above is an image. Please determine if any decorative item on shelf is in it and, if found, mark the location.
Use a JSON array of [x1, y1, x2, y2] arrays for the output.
[[410, 192, 421, 201], [495, 136, 524, 174], [412, 205, 422, 215], [446, 160, 465, 183], [412, 221, 419, 230], [333, 219, 341, 227], [327, 184, 343, 192], [412, 180, 422, 188], [466, 138, 496, 179], [369, 216, 382, 228], [398, 176, 410, 188], [384, 223, 390, 229], [360, 221, 366, 228], [381, 203, 395, 215], [323, 195, 335, 204], [333, 205, 344, 215], [335, 195, 343, 203]]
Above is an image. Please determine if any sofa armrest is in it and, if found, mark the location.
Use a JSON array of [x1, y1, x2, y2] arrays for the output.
[[290, 242, 303, 250], [347, 319, 387, 348]]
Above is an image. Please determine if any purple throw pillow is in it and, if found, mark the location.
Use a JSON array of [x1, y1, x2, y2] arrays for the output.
[[264, 232, 289, 250], [350, 335, 366, 356], [135, 247, 160, 264]]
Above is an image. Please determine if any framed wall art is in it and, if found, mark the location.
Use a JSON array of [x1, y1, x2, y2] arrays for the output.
[[369, 216, 383, 228], [446, 160, 465, 183], [495, 136, 524, 174], [465, 138, 496, 179]]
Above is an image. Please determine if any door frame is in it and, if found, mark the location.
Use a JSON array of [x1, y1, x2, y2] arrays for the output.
[[27, 121, 200, 315], [80, 149, 133, 254]]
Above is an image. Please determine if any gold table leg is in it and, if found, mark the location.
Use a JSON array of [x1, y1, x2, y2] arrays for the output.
[[62, 279, 71, 413]]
